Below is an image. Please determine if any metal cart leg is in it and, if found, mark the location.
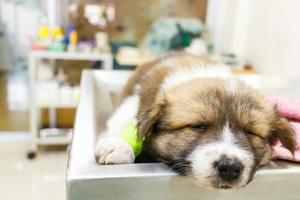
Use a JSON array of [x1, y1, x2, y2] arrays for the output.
[[28, 53, 38, 159], [27, 149, 37, 159]]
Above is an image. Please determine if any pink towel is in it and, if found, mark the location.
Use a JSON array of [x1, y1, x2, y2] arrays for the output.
[[267, 96, 300, 121], [267, 96, 300, 162]]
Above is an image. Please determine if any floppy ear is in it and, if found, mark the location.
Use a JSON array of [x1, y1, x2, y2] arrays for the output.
[[271, 115, 296, 155], [137, 98, 165, 140]]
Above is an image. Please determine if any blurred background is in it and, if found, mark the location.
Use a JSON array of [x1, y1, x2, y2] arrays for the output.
[[0, 0, 299, 199]]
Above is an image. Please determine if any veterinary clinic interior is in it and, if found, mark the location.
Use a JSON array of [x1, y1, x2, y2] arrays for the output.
[[0, 0, 300, 199]]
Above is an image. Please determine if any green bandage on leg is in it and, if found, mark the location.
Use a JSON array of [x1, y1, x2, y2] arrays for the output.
[[118, 123, 144, 157]]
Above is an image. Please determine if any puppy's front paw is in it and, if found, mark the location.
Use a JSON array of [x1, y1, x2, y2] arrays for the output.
[[95, 137, 135, 164]]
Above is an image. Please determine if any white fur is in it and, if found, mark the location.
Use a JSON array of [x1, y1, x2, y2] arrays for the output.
[[95, 95, 140, 164], [95, 137, 134, 164], [188, 123, 254, 188], [105, 95, 140, 136], [222, 123, 237, 144], [160, 65, 231, 92]]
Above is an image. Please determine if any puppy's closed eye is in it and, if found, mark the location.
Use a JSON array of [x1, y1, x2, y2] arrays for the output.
[[244, 130, 261, 138], [190, 124, 209, 133]]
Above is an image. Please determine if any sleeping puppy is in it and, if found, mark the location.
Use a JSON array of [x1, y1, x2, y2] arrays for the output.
[[95, 53, 295, 189]]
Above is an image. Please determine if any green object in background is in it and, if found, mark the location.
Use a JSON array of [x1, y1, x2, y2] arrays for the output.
[[48, 41, 65, 52], [142, 18, 204, 55], [118, 123, 144, 157], [170, 23, 196, 50]]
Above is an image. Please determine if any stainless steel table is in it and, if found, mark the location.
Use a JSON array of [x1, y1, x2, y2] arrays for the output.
[[67, 70, 300, 200]]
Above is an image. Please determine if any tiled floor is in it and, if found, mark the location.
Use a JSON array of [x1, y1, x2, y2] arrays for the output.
[[0, 132, 68, 200]]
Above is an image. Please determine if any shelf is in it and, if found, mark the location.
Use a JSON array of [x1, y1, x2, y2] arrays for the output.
[[29, 50, 113, 150], [37, 137, 71, 145], [30, 51, 112, 61], [35, 81, 79, 108], [37, 101, 78, 108], [37, 128, 72, 145]]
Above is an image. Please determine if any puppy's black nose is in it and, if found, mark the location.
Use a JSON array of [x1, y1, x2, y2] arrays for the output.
[[217, 160, 243, 182]]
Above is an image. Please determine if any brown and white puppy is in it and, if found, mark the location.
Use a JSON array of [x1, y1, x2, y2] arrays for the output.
[[95, 53, 295, 189]]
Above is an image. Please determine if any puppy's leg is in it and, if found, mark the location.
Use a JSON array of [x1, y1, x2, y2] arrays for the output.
[[95, 95, 139, 164], [95, 136, 135, 164]]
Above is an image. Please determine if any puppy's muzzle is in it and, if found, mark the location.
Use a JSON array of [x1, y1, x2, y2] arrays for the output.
[[216, 159, 244, 182]]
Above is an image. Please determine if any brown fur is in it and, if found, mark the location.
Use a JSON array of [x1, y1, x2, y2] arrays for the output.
[[121, 52, 296, 182]]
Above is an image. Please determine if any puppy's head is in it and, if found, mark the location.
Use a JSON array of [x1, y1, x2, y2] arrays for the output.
[[138, 78, 295, 189]]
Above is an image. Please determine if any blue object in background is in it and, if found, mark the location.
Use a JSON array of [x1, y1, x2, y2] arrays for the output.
[[64, 25, 75, 46]]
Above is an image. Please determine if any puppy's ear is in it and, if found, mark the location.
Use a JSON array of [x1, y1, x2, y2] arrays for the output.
[[271, 115, 296, 155], [137, 97, 165, 140]]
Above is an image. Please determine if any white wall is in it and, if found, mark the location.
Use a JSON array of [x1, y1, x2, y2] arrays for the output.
[[206, 0, 251, 58], [246, 0, 300, 77], [206, 0, 300, 78]]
